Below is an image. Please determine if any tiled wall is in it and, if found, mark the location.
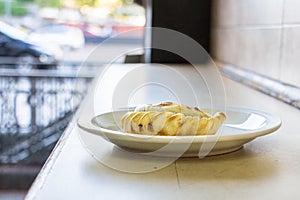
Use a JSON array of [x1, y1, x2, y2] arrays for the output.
[[211, 0, 300, 87]]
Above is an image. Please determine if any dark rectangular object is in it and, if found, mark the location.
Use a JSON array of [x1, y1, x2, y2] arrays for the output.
[[150, 0, 211, 63]]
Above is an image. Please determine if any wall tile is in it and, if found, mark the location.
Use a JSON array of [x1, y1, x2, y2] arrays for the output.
[[212, 28, 281, 79], [280, 27, 300, 87], [238, 0, 284, 25], [211, 0, 284, 27], [234, 28, 281, 80], [211, 0, 300, 84], [210, 28, 238, 64], [284, 0, 300, 23], [211, 0, 239, 27]]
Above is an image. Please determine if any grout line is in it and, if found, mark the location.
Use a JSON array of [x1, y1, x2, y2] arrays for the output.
[[174, 161, 181, 189], [219, 63, 300, 110], [211, 23, 300, 31], [278, 0, 287, 85]]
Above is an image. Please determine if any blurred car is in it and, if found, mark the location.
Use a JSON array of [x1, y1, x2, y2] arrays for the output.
[[82, 24, 113, 41], [29, 24, 85, 50], [0, 21, 63, 69]]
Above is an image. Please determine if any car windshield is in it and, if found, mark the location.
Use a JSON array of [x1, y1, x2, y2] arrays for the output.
[[0, 21, 28, 41]]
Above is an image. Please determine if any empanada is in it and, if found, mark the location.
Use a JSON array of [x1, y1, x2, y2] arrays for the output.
[[121, 102, 226, 136]]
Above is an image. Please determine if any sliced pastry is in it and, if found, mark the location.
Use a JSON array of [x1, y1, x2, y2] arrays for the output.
[[121, 102, 226, 136]]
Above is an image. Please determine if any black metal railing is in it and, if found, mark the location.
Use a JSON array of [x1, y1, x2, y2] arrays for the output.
[[0, 66, 95, 165]]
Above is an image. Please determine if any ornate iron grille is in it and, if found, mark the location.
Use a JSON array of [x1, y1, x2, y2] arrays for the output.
[[0, 68, 94, 165]]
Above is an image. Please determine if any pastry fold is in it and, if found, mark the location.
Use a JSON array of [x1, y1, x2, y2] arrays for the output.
[[121, 102, 226, 136]]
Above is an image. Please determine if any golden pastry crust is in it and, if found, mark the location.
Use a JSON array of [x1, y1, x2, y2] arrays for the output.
[[135, 102, 210, 118], [121, 102, 226, 136]]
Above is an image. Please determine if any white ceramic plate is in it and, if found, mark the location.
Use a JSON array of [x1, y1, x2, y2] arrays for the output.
[[77, 107, 281, 157]]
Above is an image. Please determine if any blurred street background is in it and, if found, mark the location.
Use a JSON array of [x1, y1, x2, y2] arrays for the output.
[[0, 0, 144, 199]]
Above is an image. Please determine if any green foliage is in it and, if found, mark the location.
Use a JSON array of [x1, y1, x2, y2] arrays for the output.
[[73, 0, 97, 7], [34, 0, 62, 8], [0, 1, 27, 16]]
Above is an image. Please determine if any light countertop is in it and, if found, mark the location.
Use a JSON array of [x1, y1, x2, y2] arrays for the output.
[[26, 64, 300, 200]]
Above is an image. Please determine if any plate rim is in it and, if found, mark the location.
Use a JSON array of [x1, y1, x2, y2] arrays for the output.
[[77, 107, 282, 144]]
